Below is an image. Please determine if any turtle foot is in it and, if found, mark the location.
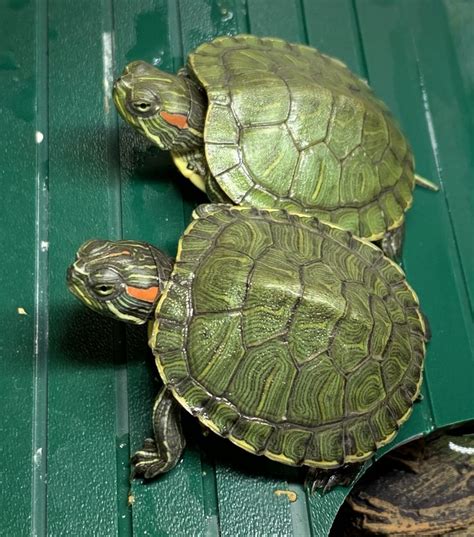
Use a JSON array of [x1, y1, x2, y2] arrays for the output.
[[378, 223, 405, 263], [131, 438, 170, 480], [305, 463, 363, 494]]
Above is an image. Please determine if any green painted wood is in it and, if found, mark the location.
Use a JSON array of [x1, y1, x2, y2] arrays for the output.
[[114, 2, 211, 535], [1, 0, 472, 536], [355, 0, 473, 427], [47, 0, 123, 534], [0, 2, 36, 535]]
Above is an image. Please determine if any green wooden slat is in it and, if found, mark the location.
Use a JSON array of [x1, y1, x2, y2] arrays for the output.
[[407, 0, 474, 313], [114, 1, 211, 535], [0, 2, 36, 534], [302, 0, 365, 75], [47, 0, 123, 534], [247, 0, 306, 42], [444, 0, 474, 123], [355, 0, 473, 429]]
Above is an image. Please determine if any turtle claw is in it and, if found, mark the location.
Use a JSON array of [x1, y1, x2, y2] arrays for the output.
[[305, 464, 363, 494], [131, 438, 169, 480]]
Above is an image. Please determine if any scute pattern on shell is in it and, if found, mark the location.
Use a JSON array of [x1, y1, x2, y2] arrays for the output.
[[189, 35, 415, 240], [151, 205, 426, 468]]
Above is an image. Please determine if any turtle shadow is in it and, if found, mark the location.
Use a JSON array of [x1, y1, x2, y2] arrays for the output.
[[58, 308, 302, 484], [56, 304, 150, 368], [125, 139, 209, 207], [65, 122, 207, 208], [108, 123, 208, 206], [184, 415, 303, 485]]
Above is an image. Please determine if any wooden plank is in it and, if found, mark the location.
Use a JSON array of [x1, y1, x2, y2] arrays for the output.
[[113, 1, 209, 534], [355, 0, 473, 429], [302, 0, 365, 74], [408, 0, 474, 312], [0, 1, 37, 534], [47, 0, 123, 534]]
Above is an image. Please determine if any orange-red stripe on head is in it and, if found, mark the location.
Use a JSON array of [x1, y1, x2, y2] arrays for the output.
[[160, 111, 189, 129], [126, 285, 159, 303]]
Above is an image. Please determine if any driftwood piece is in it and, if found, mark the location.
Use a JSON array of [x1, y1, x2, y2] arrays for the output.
[[333, 433, 474, 536]]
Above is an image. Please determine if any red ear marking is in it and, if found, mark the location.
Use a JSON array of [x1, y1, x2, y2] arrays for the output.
[[160, 111, 189, 129], [126, 285, 159, 303]]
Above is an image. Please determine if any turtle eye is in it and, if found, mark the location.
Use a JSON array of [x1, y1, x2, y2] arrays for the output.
[[133, 101, 151, 112], [126, 94, 160, 117], [92, 284, 116, 297]]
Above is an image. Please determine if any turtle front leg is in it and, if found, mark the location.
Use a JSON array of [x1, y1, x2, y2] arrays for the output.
[[131, 386, 185, 480], [171, 149, 209, 194], [377, 223, 405, 263], [172, 149, 233, 203], [305, 463, 364, 494]]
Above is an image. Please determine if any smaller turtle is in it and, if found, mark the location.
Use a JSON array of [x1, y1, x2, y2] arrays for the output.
[[67, 205, 428, 490], [113, 34, 438, 259]]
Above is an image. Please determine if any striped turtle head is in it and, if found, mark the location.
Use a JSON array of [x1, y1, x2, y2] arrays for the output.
[[67, 239, 172, 325], [113, 61, 204, 151]]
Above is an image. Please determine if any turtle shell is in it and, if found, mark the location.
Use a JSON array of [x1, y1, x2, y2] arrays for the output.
[[150, 204, 427, 468], [188, 35, 415, 241]]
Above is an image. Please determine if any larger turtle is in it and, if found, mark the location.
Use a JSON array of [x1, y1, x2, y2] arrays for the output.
[[113, 34, 437, 259], [67, 205, 428, 489]]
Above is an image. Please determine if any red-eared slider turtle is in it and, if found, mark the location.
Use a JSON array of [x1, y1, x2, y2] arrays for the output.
[[113, 35, 438, 259], [67, 205, 428, 489]]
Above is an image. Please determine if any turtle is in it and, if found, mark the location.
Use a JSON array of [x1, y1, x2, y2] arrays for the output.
[[67, 204, 429, 490], [112, 34, 438, 260]]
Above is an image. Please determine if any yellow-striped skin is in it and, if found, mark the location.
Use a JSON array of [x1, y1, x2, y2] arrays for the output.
[[67, 239, 172, 325], [113, 61, 205, 153], [151, 205, 428, 469]]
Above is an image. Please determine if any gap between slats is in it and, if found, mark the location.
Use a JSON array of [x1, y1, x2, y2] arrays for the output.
[[31, 1, 49, 535]]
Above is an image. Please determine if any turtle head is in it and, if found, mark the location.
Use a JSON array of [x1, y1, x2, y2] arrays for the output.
[[113, 61, 205, 151], [67, 239, 172, 325]]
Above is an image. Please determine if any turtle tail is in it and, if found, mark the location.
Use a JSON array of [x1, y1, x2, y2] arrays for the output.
[[415, 174, 439, 192]]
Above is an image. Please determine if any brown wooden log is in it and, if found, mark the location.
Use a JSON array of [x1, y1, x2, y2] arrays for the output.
[[333, 433, 474, 536]]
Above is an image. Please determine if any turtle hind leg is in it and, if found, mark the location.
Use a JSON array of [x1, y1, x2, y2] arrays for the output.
[[377, 223, 405, 263], [305, 463, 364, 494], [131, 386, 185, 480]]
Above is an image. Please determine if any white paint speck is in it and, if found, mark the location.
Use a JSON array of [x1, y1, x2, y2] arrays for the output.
[[35, 131, 44, 144], [40, 240, 49, 251], [449, 441, 474, 455], [102, 32, 113, 113], [34, 447, 42, 466], [17, 307, 28, 315]]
